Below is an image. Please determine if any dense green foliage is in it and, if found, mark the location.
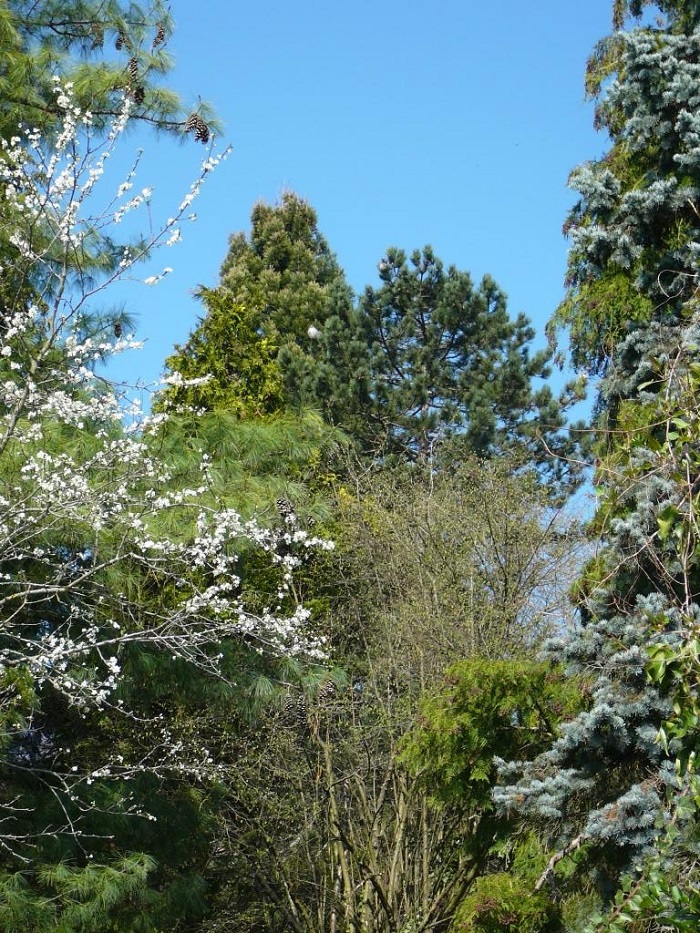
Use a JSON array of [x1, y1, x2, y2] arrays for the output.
[[498, 3, 700, 930], [9, 1, 700, 931], [0, 5, 230, 929], [164, 195, 585, 495], [299, 246, 583, 481]]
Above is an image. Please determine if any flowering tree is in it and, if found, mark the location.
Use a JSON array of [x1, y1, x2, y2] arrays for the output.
[[0, 80, 329, 886]]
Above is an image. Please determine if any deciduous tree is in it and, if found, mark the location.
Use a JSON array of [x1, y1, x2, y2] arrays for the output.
[[0, 79, 325, 929]]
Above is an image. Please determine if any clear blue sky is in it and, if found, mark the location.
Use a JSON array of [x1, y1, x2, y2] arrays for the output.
[[106, 0, 615, 393]]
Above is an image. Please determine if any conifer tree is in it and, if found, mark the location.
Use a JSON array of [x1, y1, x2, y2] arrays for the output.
[[348, 246, 579, 476], [0, 68, 328, 930], [170, 200, 583, 490], [219, 191, 353, 338], [0, 0, 217, 140], [498, 2, 700, 920], [160, 191, 355, 455], [160, 287, 285, 418]]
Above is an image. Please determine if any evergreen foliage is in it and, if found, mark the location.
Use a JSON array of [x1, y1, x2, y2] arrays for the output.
[[0, 0, 217, 140], [282, 243, 585, 489], [159, 288, 284, 418], [166, 197, 584, 492], [350, 247, 574, 468], [499, 4, 700, 927], [549, 0, 700, 382], [219, 191, 353, 340], [0, 63, 329, 930], [0, 3, 643, 928], [401, 660, 584, 933], [161, 190, 357, 428]]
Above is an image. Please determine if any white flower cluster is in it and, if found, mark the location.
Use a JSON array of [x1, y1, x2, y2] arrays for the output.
[[0, 79, 329, 830]]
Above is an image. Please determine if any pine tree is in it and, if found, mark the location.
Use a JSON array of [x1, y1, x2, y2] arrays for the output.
[[0, 61, 325, 930], [168, 197, 582, 490], [351, 246, 578, 474], [295, 246, 585, 497], [0, 0, 217, 139]]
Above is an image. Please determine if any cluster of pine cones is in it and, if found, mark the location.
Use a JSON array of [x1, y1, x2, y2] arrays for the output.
[[89, 21, 213, 144], [184, 112, 210, 144]]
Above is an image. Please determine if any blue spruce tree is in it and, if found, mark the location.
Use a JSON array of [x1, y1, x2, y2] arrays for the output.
[[496, 0, 700, 919]]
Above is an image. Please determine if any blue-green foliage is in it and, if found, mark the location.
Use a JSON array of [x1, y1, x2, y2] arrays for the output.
[[551, 13, 700, 376], [500, 2, 700, 913]]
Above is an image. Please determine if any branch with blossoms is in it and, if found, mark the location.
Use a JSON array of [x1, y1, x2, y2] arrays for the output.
[[0, 80, 332, 856]]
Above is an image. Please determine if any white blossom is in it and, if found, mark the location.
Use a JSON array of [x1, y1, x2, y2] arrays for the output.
[[0, 80, 327, 852]]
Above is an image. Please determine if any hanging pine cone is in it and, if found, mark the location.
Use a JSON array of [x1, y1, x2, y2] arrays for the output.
[[184, 112, 198, 133], [318, 679, 336, 703], [295, 694, 307, 727], [133, 85, 145, 105], [91, 23, 105, 49], [0, 683, 17, 706], [276, 497, 295, 518], [152, 22, 166, 48], [193, 116, 210, 144], [113, 320, 123, 339], [115, 31, 126, 51], [128, 56, 139, 83]]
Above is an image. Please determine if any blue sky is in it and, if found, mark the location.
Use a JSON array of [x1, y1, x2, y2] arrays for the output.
[[106, 0, 615, 394]]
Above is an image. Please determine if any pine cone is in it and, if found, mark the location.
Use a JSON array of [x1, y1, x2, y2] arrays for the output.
[[91, 24, 105, 49], [115, 31, 126, 51], [128, 56, 139, 83], [133, 85, 145, 105], [0, 683, 17, 706], [113, 320, 123, 339], [184, 112, 198, 133], [193, 116, 210, 144], [152, 22, 166, 48], [295, 694, 307, 726], [276, 497, 295, 518], [318, 679, 336, 702]]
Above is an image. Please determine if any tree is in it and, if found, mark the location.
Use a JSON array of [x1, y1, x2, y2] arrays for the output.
[[161, 191, 359, 431], [498, 3, 700, 924], [548, 0, 700, 383], [159, 288, 285, 418], [402, 659, 584, 933], [289, 247, 585, 493], [0, 0, 217, 141], [326, 456, 581, 680], [0, 79, 326, 928], [158, 192, 352, 507], [199, 458, 581, 932], [218, 191, 353, 342], [175, 202, 585, 491]]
